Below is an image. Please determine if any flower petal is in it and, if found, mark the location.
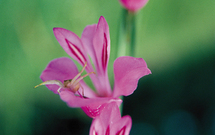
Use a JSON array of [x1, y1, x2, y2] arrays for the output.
[[93, 16, 110, 74], [110, 115, 132, 135], [90, 102, 132, 135], [81, 24, 106, 95], [53, 28, 93, 72], [81, 24, 97, 67], [90, 117, 104, 135], [92, 16, 112, 96], [40, 57, 95, 97], [113, 56, 151, 97], [99, 102, 121, 127], [59, 90, 122, 118], [40, 57, 78, 94], [81, 16, 112, 96], [89, 102, 121, 135]]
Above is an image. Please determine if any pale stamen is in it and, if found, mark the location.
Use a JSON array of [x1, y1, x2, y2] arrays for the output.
[[34, 80, 64, 93], [71, 61, 87, 84], [73, 71, 95, 87], [34, 80, 64, 88], [35, 62, 95, 96]]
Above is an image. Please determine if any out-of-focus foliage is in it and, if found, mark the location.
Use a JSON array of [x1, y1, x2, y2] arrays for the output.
[[0, 0, 214, 134]]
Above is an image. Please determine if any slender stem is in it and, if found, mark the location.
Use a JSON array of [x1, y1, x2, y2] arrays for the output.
[[129, 11, 136, 57], [117, 9, 136, 57], [117, 9, 127, 57], [117, 9, 137, 114]]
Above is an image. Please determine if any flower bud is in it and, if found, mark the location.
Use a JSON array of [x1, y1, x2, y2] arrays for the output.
[[119, 0, 149, 12]]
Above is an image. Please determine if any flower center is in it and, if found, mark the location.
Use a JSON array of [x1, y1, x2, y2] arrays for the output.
[[34, 62, 95, 97]]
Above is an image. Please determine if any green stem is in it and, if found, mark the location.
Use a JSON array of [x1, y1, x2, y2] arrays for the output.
[[117, 9, 136, 57], [117, 9, 137, 114], [129, 11, 136, 57]]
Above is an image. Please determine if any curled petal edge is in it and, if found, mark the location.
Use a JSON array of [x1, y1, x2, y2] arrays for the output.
[[113, 56, 151, 97]]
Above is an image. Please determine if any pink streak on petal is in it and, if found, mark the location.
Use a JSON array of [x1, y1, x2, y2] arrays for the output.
[[65, 39, 86, 65], [105, 126, 110, 135], [111, 115, 132, 135], [81, 103, 107, 118], [102, 33, 108, 70], [92, 16, 112, 96], [90, 102, 132, 135], [90, 102, 120, 135], [119, 0, 149, 12], [90, 118, 104, 135], [116, 126, 126, 135], [113, 56, 151, 97], [81, 98, 122, 118], [93, 16, 110, 74], [60, 91, 122, 118], [53, 28, 93, 71]]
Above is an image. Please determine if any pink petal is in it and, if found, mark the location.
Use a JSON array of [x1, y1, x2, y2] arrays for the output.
[[119, 0, 149, 12], [110, 115, 132, 135], [90, 118, 104, 135], [78, 82, 97, 98], [81, 24, 97, 67], [81, 16, 112, 96], [59, 91, 122, 118], [53, 28, 93, 72], [93, 16, 110, 74], [90, 102, 121, 135], [81, 24, 106, 95], [40, 57, 95, 97], [90, 102, 132, 135], [113, 56, 151, 97], [40, 57, 79, 94], [92, 16, 112, 96], [100, 102, 121, 126]]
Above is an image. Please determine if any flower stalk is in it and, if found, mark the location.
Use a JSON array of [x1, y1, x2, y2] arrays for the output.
[[117, 9, 137, 115], [117, 9, 136, 57]]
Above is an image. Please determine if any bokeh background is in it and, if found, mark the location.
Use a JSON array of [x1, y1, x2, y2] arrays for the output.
[[0, 0, 215, 134]]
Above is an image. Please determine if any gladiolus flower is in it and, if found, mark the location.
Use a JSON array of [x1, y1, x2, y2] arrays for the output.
[[119, 0, 149, 12], [90, 102, 132, 135], [35, 16, 151, 118]]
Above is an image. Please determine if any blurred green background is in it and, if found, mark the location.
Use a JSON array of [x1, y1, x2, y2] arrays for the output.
[[0, 0, 214, 134]]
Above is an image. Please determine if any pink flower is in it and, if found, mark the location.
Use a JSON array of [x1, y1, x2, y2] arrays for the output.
[[119, 0, 149, 12], [90, 102, 132, 135], [36, 16, 151, 118]]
